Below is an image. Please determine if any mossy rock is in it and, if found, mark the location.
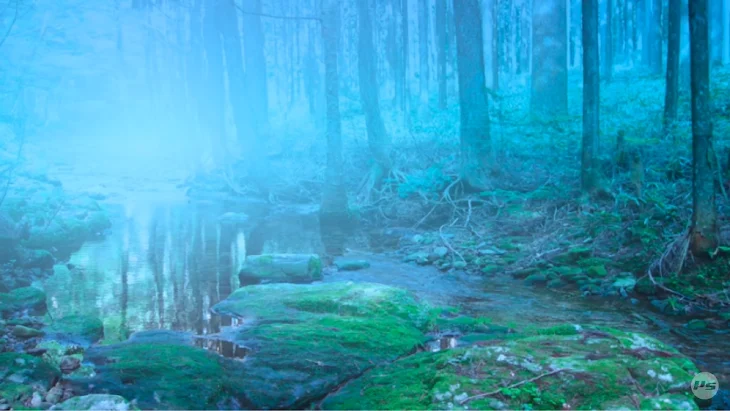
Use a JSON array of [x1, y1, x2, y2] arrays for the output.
[[335, 259, 371, 271], [0, 286, 47, 318], [209, 282, 431, 408], [524, 273, 547, 286], [238, 253, 323, 285], [73, 342, 246, 409], [553, 247, 592, 264], [322, 325, 699, 410], [586, 264, 608, 278], [0, 352, 60, 407], [50, 394, 135, 410], [23, 206, 110, 258], [44, 315, 104, 347]]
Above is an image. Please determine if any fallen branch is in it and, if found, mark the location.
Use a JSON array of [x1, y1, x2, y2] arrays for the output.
[[439, 219, 465, 263], [458, 368, 566, 405]]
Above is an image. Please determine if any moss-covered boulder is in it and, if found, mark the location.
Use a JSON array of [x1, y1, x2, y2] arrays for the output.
[[0, 352, 61, 407], [210, 281, 431, 408], [0, 286, 47, 318], [50, 394, 134, 410], [238, 253, 323, 285], [323, 325, 699, 410], [72, 342, 244, 409], [43, 315, 104, 347]]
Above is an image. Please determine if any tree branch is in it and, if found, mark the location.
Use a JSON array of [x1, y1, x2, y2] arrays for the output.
[[0, 0, 19, 50], [234, 4, 321, 22]]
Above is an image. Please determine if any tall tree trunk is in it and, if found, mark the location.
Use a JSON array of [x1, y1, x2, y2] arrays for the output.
[[492, 0, 500, 90], [242, 0, 270, 134], [688, 0, 718, 256], [723, 0, 730, 65], [454, 0, 491, 190], [582, 0, 599, 192], [436, 0, 447, 109], [400, 0, 411, 127], [201, 0, 226, 164], [219, 0, 254, 158], [710, 0, 723, 64], [358, 0, 391, 198], [605, 0, 614, 81], [531, 0, 568, 116], [650, 0, 663, 74], [664, 0, 681, 128], [320, 0, 349, 257], [418, 0, 430, 108]]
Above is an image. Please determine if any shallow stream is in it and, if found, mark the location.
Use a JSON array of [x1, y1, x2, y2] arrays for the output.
[[39, 196, 730, 388]]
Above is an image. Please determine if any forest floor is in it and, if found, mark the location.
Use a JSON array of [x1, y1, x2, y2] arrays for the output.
[[211, 66, 730, 323]]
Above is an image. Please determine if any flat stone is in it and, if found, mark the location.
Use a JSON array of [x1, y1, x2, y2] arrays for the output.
[[334, 260, 371, 271]]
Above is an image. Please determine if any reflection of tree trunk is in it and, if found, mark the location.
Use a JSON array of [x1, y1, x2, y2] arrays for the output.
[[191, 216, 204, 335]]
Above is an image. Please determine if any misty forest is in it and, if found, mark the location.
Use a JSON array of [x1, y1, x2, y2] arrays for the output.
[[1, 0, 730, 408]]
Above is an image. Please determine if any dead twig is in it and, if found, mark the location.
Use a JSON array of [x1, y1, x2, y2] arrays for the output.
[[458, 368, 566, 405]]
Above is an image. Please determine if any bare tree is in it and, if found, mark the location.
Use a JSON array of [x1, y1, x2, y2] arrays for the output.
[[454, 0, 490, 190], [357, 0, 391, 199], [531, 0, 568, 116], [582, 0, 600, 192], [688, 0, 718, 256]]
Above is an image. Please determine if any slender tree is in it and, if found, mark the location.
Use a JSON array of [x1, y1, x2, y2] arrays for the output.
[[454, 0, 490, 190], [418, 0, 430, 108], [358, 0, 391, 198], [201, 0, 226, 163], [688, 0, 718, 255], [436, 0, 447, 109], [582, 0, 600, 192], [400, 0, 411, 126], [319, 0, 349, 256], [664, 0, 681, 128], [531, 0, 568, 116], [605, 0, 614, 81], [650, 0, 663, 74], [219, 0, 254, 155], [242, 0, 269, 134], [492, 0, 500, 90]]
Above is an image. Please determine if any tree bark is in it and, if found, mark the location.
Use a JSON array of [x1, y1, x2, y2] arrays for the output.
[[436, 0, 447, 109], [581, 0, 600, 192], [664, 0, 681, 128], [688, 0, 718, 255], [454, 0, 491, 190], [531, 0, 568, 116], [492, 0, 500, 90], [358, 0, 391, 198]]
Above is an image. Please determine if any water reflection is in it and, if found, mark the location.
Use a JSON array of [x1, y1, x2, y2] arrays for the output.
[[43, 201, 246, 338]]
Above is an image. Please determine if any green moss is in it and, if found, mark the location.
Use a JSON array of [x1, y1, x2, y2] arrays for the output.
[[324, 325, 698, 410], [44, 314, 104, 346], [79, 343, 241, 410], [0, 287, 47, 318], [586, 265, 608, 278]]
